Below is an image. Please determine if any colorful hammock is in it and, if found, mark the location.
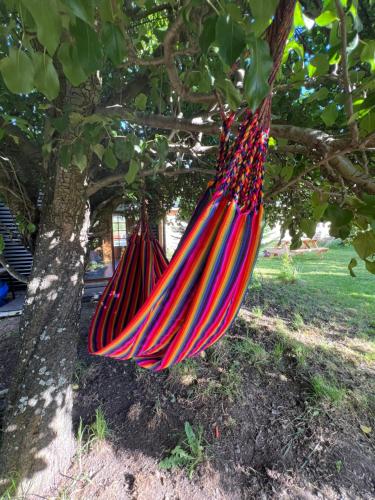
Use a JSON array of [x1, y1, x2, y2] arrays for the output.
[[89, 111, 268, 370]]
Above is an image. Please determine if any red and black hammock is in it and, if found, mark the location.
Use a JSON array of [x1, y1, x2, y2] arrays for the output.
[[88, 0, 296, 370]]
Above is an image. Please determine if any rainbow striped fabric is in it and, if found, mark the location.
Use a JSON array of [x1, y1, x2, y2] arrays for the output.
[[88, 112, 268, 370]]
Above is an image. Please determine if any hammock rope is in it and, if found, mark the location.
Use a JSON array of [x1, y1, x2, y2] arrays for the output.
[[88, 0, 296, 370]]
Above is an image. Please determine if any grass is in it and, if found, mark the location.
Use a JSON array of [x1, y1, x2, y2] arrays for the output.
[[310, 375, 346, 404], [278, 253, 299, 283], [90, 408, 109, 441], [232, 337, 269, 366], [255, 246, 375, 321], [159, 422, 205, 478], [0, 473, 20, 500], [75, 408, 110, 467]]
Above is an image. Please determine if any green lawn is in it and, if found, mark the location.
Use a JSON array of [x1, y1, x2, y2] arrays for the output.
[[253, 246, 375, 338], [223, 245, 375, 410]]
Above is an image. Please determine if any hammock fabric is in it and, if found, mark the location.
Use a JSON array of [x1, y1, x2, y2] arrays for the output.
[[89, 111, 268, 370]]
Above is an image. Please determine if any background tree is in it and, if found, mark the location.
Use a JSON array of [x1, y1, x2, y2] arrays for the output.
[[0, 0, 374, 495]]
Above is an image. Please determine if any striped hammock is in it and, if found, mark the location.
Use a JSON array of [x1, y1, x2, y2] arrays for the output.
[[89, 111, 268, 370]]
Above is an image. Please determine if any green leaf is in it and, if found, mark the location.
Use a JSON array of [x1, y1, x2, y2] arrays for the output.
[[321, 102, 338, 126], [216, 78, 242, 110], [33, 53, 60, 101], [115, 140, 134, 162], [101, 23, 126, 65], [283, 40, 304, 63], [63, 0, 94, 25], [215, 15, 246, 66], [0, 48, 35, 94], [99, 0, 121, 22], [313, 202, 328, 220], [21, 0, 62, 55], [326, 204, 353, 227], [305, 87, 329, 103], [0, 234, 4, 254], [103, 148, 118, 169], [294, 2, 314, 30], [72, 150, 87, 171], [58, 42, 87, 86], [59, 145, 72, 168], [91, 143, 105, 160], [359, 110, 375, 135], [308, 54, 329, 78], [71, 19, 103, 74], [361, 41, 375, 72], [348, 257, 357, 277], [315, 10, 338, 27], [248, 0, 279, 35], [134, 93, 148, 111], [353, 230, 375, 260], [300, 219, 317, 238], [125, 159, 139, 184], [281, 165, 294, 181], [365, 259, 375, 274], [184, 422, 196, 451], [244, 38, 273, 111], [199, 16, 217, 53]]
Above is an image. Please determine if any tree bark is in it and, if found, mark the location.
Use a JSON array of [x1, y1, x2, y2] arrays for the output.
[[0, 166, 90, 496], [0, 77, 100, 497]]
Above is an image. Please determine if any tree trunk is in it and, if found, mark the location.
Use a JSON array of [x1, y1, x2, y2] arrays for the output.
[[0, 166, 90, 496], [0, 77, 100, 497]]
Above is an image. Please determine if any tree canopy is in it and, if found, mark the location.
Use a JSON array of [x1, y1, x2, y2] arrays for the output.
[[0, 0, 374, 272]]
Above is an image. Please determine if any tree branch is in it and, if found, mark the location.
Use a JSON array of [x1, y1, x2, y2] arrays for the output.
[[335, 0, 359, 144], [99, 108, 375, 193], [87, 166, 215, 196], [162, 8, 217, 105], [0, 254, 28, 284]]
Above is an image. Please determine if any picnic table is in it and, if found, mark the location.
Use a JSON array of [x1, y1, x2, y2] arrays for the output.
[[264, 239, 329, 258]]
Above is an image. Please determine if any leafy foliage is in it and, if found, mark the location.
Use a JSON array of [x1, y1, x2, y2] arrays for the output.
[[0, 0, 374, 274], [159, 422, 205, 478]]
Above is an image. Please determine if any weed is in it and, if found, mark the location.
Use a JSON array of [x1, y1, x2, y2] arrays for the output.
[[290, 341, 309, 367], [232, 338, 268, 366], [90, 408, 109, 442], [220, 363, 243, 400], [310, 375, 346, 404], [252, 306, 263, 318], [169, 358, 198, 387], [75, 408, 109, 467], [273, 342, 286, 363], [292, 312, 305, 330], [73, 360, 87, 386], [159, 422, 205, 478], [335, 460, 343, 473], [1, 472, 20, 500], [278, 253, 298, 283]]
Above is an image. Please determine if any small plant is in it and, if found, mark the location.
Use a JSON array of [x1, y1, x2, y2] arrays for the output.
[[335, 460, 343, 473], [290, 340, 309, 367], [159, 422, 205, 478], [90, 408, 109, 442], [252, 306, 263, 318], [273, 342, 285, 363], [292, 312, 305, 330], [1, 473, 20, 500], [76, 417, 91, 468], [75, 408, 109, 466], [311, 375, 346, 404], [278, 253, 298, 283], [220, 363, 243, 399], [233, 338, 268, 367]]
